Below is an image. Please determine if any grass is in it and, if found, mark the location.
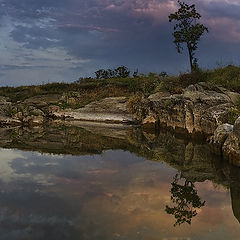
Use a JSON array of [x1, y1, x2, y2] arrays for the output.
[[227, 98, 240, 124], [205, 65, 240, 92], [0, 75, 162, 107], [1, 65, 240, 109], [0, 83, 71, 102]]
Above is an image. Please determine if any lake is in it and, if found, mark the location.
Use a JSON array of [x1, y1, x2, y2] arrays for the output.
[[0, 124, 239, 240]]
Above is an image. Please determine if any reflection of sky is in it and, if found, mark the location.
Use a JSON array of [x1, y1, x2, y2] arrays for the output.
[[1, 0, 240, 85], [0, 149, 26, 182], [0, 148, 239, 239]]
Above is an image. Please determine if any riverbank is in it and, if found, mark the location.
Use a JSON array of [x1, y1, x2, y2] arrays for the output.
[[0, 65, 240, 165]]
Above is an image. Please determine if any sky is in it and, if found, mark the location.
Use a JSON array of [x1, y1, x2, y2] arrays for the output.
[[0, 0, 240, 86]]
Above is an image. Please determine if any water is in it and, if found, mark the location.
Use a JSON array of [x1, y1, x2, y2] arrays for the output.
[[0, 125, 239, 239]]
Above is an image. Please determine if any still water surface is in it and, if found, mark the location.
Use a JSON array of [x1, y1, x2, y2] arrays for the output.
[[0, 126, 240, 239]]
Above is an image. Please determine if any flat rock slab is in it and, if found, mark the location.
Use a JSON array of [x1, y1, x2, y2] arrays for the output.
[[24, 94, 62, 106], [53, 97, 135, 124]]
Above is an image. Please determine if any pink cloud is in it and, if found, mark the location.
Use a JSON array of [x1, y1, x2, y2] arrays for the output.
[[58, 23, 119, 33], [59, 0, 240, 40], [103, 0, 178, 24], [204, 17, 240, 43], [133, 0, 177, 22]]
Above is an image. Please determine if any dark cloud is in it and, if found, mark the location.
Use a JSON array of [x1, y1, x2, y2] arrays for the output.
[[0, 0, 240, 85], [0, 72, 5, 78], [0, 64, 61, 71]]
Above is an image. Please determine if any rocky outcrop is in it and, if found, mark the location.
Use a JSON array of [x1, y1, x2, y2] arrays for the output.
[[137, 83, 236, 136], [0, 95, 135, 126], [0, 97, 21, 126], [0, 82, 240, 166], [0, 83, 238, 130], [128, 83, 240, 166], [209, 123, 233, 151], [0, 95, 49, 127], [4, 104, 45, 126]]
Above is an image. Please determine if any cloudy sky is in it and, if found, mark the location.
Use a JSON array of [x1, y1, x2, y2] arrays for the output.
[[0, 0, 240, 86]]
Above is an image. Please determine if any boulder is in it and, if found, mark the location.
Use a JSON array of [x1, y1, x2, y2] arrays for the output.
[[233, 117, 240, 138], [225, 91, 240, 104], [183, 83, 231, 104], [223, 117, 240, 166], [209, 123, 233, 150], [0, 96, 20, 126], [215, 86, 240, 104]]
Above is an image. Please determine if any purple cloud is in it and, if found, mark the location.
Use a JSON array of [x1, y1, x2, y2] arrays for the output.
[[0, 0, 240, 85]]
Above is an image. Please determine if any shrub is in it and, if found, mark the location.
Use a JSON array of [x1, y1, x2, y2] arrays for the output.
[[127, 94, 149, 121], [155, 75, 183, 94], [178, 70, 206, 87], [227, 98, 240, 124], [227, 108, 240, 125]]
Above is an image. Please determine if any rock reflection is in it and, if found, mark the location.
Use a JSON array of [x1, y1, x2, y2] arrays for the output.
[[0, 124, 240, 239], [229, 166, 240, 224], [0, 124, 136, 155], [165, 173, 205, 226]]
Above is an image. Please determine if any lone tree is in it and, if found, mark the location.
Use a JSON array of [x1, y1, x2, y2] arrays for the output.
[[168, 1, 208, 71]]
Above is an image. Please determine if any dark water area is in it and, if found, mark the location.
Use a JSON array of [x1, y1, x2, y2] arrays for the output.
[[0, 124, 240, 239]]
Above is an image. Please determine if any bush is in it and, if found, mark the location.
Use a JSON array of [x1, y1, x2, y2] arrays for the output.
[[178, 70, 206, 87], [155, 76, 182, 94], [127, 94, 148, 121], [227, 108, 240, 125], [227, 98, 240, 124]]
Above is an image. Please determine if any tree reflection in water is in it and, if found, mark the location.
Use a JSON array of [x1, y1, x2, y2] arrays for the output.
[[165, 173, 205, 226]]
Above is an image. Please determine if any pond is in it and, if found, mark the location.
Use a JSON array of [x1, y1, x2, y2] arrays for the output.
[[0, 124, 239, 239]]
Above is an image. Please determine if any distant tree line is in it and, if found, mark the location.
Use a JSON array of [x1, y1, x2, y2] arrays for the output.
[[76, 66, 168, 84], [95, 66, 132, 79]]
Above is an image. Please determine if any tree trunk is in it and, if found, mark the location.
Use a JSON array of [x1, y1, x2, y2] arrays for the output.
[[187, 44, 193, 72]]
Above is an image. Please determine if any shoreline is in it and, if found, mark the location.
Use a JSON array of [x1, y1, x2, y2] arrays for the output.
[[0, 81, 239, 166]]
